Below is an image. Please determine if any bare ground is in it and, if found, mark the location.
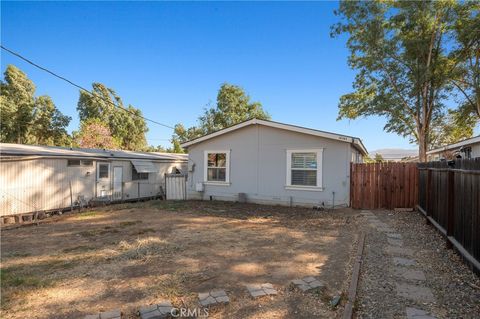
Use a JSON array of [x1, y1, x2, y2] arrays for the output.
[[0, 200, 360, 319], [356, 210, 480, 319]]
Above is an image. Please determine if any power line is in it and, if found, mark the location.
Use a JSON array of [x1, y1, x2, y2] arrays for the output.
[[1, 45, 175, 130]]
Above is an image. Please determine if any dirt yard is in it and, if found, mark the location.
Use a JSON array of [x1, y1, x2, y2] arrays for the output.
[[0, 200, 360, 319]]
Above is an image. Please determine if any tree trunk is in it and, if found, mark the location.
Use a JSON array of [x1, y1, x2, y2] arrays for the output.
[[418, 131, 428, 162]]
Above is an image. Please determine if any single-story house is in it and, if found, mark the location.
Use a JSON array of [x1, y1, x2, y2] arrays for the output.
[[0, 143, 187, 216], [180, 119, 367, 207], [427, 135, 480, 161]]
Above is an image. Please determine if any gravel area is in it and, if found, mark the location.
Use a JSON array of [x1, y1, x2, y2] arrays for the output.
[[356, 210, 480, 318]]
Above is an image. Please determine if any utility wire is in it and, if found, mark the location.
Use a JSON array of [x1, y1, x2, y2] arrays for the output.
[[1, 45, 175, 130]]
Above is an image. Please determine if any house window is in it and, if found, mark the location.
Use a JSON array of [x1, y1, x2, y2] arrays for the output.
[[286, 149, 323, 189], [81, 160, 93, 166], [67, 159, 81, 166], [132, 166, 149, 180], [462, 147, 472, 159], [204, 151, 230, 183], [98, 163, 109, 179], [68, 159, 93, 166]]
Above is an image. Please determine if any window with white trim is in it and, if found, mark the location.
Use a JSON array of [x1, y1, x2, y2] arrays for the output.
[[204, 151, 230, 183], [286, 149, 323, 188]]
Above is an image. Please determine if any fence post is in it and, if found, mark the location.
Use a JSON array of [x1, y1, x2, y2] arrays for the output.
[[425, 168, 432, 225], [446, 170, 455, 249]]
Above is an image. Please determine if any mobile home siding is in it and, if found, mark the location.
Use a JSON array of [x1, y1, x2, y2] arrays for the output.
[[186, 125, 353, 207], [0, 157, 186, 216], [0, 158, 95, 216]]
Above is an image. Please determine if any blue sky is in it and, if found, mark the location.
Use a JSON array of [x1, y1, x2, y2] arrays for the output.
[[1, 1, 419, 152]]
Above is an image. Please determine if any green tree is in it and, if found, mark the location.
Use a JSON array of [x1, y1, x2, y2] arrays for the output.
[[171, 83, 270, 151], [430, 108, 477, 148], [450, 2, 480, 119], [0, 65, 35, 143], [1, 65, 71, 145], [374, 153, 384, 163], [73, 118, 119, 149], [332, 1, 474, 161], [77, 83, 148, 151], [29, 96, 71, 146]]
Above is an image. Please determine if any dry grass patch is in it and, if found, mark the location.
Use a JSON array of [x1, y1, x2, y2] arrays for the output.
[[1, 200, 360, 319], [115, 237, 183, 261]]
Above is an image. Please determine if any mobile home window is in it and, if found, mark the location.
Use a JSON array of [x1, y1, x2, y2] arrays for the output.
[[81, 160, 93, 166], [98, 163, 109, 179], [67, 159, 81, 166], [132, 166, 149, 180], [286, 149, 323, 189], [204, 151, 230, 183]]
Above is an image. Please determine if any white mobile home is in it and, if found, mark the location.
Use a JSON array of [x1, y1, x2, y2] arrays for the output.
[[0, 143, 187, 216], [181, 119, 367, 207]]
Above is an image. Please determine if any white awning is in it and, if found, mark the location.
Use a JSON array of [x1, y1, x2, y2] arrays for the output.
[[131, 160, 158, 173]]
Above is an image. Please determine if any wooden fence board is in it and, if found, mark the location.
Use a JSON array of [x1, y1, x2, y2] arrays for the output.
[[350, 162, 418, 210], [417, 158, 480, 274]]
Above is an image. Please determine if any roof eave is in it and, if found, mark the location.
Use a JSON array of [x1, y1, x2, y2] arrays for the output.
[[180, 119, 367, 152]]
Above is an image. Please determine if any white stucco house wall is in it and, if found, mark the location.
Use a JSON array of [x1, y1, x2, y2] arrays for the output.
[[181, 119, 367, 208], [427, 135, 480, 161]]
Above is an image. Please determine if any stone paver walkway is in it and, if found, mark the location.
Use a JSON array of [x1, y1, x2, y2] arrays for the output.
[[364, 210, 438, 318], [198, 290, 230, 307], [84, 310, 121, 319], [139, 301, 174, 319], [406, 307, 437, 319], [291, 276, 325, 292], [246, 283, 278, 298]]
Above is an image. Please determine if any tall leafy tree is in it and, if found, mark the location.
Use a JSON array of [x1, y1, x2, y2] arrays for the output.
[[172, 83, 270, 151], [0, 65, 35, 143], [29, 96, 71, 146], [1, 65, 71, 145], [332, 1, 474, 161], [77, 83, 148, 151], [73, 118, 119, 149], [449, 2, 480, 121]]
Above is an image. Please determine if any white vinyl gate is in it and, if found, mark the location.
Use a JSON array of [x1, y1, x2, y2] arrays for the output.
[[165, 174, 187, 200]]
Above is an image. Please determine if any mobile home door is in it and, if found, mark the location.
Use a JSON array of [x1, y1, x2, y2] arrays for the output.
[[113, 166, 123, 200]]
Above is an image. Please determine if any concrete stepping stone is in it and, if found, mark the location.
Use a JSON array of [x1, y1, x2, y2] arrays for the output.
[[198, 289, 229, 307], [291, 276, 325, 292], [139, 301, 174, 319], [386, 233, 402, 239], [393, 257, 416, 267], [394, 268, 426, 281], [406, 307, 437, 319], [246, 283, 278, 298], [377, 227, 395, 233], [385, 246, 414, 256], [84, 310, 121, 319], [396, 283, 435, 303], [360, 210, 374, 216], [387, 238, 404, 247]]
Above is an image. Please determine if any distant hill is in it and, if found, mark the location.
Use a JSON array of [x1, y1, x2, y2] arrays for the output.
[[369, 148, 418, 162]]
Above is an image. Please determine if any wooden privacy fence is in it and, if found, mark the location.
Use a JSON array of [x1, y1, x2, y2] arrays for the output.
[[417, 159, 480, 273], [350, 162, 418, 209]]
